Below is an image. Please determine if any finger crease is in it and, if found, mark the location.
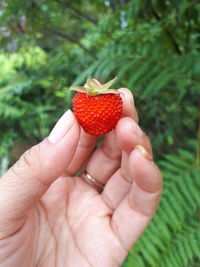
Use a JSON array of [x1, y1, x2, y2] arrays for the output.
[[101, 193, 115, 213], [110, 219, 129, 254], [119, 168, 132, 184], [127, 195, 154, 218], [101, 145, 121, 161]]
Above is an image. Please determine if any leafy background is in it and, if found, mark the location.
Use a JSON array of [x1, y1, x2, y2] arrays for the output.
[[0, 0, 200, 266]]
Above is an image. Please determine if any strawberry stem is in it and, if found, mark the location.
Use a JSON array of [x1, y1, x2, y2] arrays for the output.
[[70, 77, 121, 96]]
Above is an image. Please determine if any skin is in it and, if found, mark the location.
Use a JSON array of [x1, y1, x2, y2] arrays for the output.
[[0, 88, 162, 267]]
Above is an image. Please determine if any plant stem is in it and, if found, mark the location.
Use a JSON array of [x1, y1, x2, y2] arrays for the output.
[[196, 94, 200, 168]]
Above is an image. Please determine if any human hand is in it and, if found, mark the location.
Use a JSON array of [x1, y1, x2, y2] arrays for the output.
[[0, 88, 162, 267]]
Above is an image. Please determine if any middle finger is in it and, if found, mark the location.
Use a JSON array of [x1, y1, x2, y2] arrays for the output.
[[82, 88, 138, 185]]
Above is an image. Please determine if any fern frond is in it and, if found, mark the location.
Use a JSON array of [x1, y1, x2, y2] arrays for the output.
[[124, 148, 200, 267]]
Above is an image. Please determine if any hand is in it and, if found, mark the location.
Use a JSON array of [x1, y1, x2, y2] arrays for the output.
[[0, 88, 162, 267]]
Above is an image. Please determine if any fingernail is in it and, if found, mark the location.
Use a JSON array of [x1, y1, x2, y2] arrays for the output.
[[48, 110, 75, 144], [135, 145, 152, 161]]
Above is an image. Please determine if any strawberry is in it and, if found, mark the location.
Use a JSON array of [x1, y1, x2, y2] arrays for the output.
[[70, 77, 123, 136]]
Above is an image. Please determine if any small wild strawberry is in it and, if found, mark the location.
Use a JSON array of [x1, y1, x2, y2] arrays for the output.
[[70, 77, 123, 136]]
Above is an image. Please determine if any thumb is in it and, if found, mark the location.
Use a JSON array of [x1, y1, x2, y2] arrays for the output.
[[0, 110, 80, 237]]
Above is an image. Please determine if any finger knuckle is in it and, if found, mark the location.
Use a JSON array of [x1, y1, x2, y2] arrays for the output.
[[23, 145, 39, 168], [11, 140, 48, 176], [119, 88, 134, 103]]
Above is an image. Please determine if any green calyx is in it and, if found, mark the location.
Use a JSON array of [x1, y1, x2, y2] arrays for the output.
[[70, 77, 120, 96]]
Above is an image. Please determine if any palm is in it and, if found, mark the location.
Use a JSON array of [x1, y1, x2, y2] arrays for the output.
[[0, 89, 162, 267], [16, 176, 126, 267]]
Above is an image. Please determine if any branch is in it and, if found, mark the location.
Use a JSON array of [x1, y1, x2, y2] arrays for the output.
[[68, 4, 97, 25], [148, 0, 181, 55], [197, 98, 200, 168], [197, 121, 200, 168], [54, 0, 97, 25], [49, 29, 97, 59]]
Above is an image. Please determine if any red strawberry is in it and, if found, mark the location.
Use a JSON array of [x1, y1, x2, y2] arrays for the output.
[[70, 77, 123, 136]]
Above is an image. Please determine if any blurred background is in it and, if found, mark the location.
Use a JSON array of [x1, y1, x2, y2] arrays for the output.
[[0, 0, 200, 266]]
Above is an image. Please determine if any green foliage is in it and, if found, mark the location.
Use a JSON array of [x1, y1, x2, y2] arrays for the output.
[[0, 0, 200, 265], [0, 47, 73, 158], [124, 145, 200, 267], [0, 0, 199, 159], [73, 0, 200, 156]]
